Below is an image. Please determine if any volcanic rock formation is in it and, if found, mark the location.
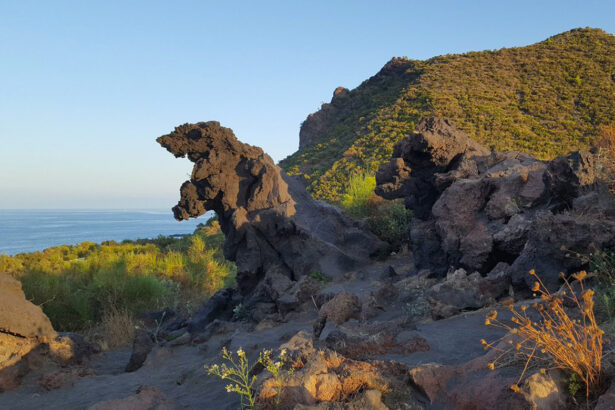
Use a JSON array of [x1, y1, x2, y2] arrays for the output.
[[376, 117, 615, 289], [0, 273, 94, 391], [157, 121, 385, 317]]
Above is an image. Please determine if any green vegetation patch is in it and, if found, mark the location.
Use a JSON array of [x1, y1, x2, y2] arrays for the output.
[[0, 223, 235, 331]]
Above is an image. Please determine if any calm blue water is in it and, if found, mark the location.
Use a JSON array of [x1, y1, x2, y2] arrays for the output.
[[0, 210, 209, 255]]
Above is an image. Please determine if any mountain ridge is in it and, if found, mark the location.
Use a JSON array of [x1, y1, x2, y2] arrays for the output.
[[280, 27, 615, 201]]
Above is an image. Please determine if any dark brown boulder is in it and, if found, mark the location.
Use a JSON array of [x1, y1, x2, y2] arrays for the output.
[[511, 211, 615, 289], [376, 117, 615, 289], [124, 329, 155, 373], [158, 121, 384, 316], [376, 117, 489, 218], [544, 150, 597, 210]]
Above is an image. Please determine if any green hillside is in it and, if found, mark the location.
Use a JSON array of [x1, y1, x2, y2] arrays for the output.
[[279, 28, 615, 202]]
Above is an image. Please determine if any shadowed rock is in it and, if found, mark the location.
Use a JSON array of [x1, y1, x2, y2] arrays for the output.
[[376, 117, 615, 289], [158, 121, 385, 316]]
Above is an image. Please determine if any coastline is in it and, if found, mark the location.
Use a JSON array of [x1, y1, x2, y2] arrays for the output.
[[0, 209, 211, 255]]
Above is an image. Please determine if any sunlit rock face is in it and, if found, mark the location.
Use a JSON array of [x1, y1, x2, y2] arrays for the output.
[[158, 121, 384, 307], [377, 117, 615, 289], [0, 274, 94, 392], [157, 121, 295, 221]]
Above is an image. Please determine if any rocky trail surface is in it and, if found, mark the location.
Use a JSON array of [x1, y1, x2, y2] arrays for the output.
[[0, 259, 514, 409]]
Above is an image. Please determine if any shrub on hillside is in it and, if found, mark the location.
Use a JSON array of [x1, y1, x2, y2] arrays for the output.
[[20, 265, 174, 331], [339, 172, 376, 219], [338, 172, 412, 251], [366, 196, 412, 251]]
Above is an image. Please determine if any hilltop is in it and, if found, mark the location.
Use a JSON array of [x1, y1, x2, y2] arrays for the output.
[[280, 27, 615, 201]]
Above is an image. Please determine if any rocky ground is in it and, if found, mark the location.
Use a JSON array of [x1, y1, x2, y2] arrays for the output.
[[2, 118, 615, 409], [2, 255, 613, 409]]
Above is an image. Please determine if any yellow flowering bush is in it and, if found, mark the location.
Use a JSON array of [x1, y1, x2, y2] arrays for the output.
[[259, 348, 294, 407], [206, 347, 257, 409], [206, 347, 294, 409]]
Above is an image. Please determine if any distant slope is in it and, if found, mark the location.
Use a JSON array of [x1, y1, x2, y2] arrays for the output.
[[279, 28, 615, 201]]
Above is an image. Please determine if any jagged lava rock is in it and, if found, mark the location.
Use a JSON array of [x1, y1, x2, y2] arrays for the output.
[[376, 117, 489, 219], [158, 121, 384, 310], [376, 117, 615, 289]]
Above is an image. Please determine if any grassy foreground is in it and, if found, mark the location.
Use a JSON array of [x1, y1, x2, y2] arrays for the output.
[[0, 219, 235, 336]]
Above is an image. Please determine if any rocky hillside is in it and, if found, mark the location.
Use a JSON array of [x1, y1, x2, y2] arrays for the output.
[[280, 27, 615, 201]]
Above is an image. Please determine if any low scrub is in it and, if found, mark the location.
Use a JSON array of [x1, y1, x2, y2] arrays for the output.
[[83, 307, 138, 350], [338, 172, 412, 251], [1, 225, 235, 332], [366, 196, 412, 251], [205, 347, 293, 409], [339, 171, 377, 219]]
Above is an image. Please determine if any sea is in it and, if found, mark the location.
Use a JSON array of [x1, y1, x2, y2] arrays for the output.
[[0, 209, 210, 256]]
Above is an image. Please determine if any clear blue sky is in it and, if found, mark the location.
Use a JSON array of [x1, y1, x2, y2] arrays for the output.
[[1, 1, 613, 209]]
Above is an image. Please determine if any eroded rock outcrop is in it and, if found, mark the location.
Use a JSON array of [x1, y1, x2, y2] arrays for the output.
[[0, 274, 57, 391], [0, 274, 94, 391], [376, 117, 615, 289], [158, 122, 384, 319], [256, 331, 413, 408]]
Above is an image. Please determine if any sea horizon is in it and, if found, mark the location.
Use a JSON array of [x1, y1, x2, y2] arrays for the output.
[[0, 209, 211, 256]]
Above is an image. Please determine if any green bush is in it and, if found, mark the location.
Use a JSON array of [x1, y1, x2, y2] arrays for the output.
[[339, 172, 376, 219], [4, 229, 236, 331], [591, 250, 615, 321], [337, 172, 412, 251], [367, 199, 412, 251], [310, 271, 332, 283], [20, 268, 173, 331]]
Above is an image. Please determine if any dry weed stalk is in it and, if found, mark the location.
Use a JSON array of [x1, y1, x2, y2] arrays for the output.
[[481, 270, 604, 397]]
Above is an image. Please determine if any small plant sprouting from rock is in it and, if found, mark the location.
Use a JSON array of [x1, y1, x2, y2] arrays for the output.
[[205, 347, 257, 409], [481, 270, 604, 398], [205, 347, 294, 409], [233, 303, 248, 320], [568, 373, 582, 397], [310, 271, 332, 283], [259, 348, 294, 407]]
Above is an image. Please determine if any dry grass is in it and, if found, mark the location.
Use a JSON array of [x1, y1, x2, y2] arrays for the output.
[[102, 308, 137, 349], [84, 308, 137, 350], [482, 270, 604, 398]]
